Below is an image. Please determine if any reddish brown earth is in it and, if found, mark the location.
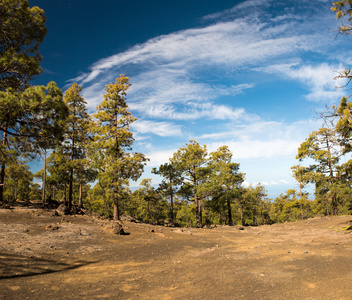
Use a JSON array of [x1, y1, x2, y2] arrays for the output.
[[1, 203, 352, 299]]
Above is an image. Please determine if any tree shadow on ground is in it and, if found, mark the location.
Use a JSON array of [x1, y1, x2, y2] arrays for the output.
[[0, 252, 96, 279]]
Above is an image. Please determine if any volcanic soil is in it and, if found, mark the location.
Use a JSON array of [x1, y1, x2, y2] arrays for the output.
[[1, 203, 352, 299]]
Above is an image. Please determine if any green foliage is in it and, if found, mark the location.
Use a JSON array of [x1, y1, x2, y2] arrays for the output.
[[296, 127, 342, 215], [271, 190, 314, 223], [0, 0, 47, 91], [240, 184, 271, 225], [62, 83, 92, 208], [176, 201, 196, 227], [152, 162, 182, 224], [92, 75, 148, 220], [0, 82, 68, 150], [3, 159, 34, 202], [171, 140, 207, 228], [0, 82, 68, 202]]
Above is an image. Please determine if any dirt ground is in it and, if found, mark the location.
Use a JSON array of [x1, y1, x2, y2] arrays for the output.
[[1, 203, 352, 299]]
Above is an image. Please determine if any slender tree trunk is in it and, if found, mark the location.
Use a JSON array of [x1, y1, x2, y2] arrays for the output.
[[0, 130, 8, 203], [68, 168, 73, 209], [227, 197, 233, 226], [113, 112, 120, 222], [14, 184, 17, 202], [260, 201, 263, 225], [113, 178, 119, 221], [113, 196, 119, 221], [147, 199, 150, 222], [64, 183, 67, 205], [170, 193, 174, 224], [325, 138, 338, 215], [195, 194, 202, 228], [78, 178, 83, 208], [0, 162, 5, 204], [52, 185, 55, 201], [42, 149, 47, 207], [170, 178, 174, 224], [238, 200, 244, 226]]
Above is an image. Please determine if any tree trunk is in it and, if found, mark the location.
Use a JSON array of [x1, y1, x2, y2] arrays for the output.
[[227, 197, 233, 226], [195, 195, 202, 228], [170, 189, 174, 225], [14, 184, 17, 202], [78, 178, 83, 208], [0, 162, 5, 204], [64, 183, 67, 206], [52, 185, 55, 201], [239, 200, 244, 226], [113, 197, 119, 221], [325, 138, 338, 215], [42, 149, 46, 207], [113, 178, 119, 221], [0, 130, 7, 203], [68, 167, 73, 210]]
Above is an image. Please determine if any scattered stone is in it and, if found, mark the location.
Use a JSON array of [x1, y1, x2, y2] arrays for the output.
[[112, 222, 125, 235], [148, 229, 155, 233], [304, 250, 308, 253], [260, 274, 265, 277], [57, 204, 69, 215]]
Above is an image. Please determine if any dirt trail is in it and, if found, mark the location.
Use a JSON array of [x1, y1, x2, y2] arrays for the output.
[[1, 206, 352, 299]]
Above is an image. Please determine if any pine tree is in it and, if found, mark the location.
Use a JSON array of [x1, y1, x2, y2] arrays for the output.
[[62, 83, 91, 209], [171, 140, 207, 228], [93, 75, 148, 221], [152, 162, 182, 225]]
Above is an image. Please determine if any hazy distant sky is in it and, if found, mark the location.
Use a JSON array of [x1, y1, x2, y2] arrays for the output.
[[30, 0, 351, 198]]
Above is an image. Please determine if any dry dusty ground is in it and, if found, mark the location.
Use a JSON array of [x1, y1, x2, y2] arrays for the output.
[[1, 204, 352, 300]]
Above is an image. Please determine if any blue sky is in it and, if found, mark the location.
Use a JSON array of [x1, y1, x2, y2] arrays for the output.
[[30, 0, 351, 199]]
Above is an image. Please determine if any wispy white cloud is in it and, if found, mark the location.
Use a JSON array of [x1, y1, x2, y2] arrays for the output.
[[257, 62, 346, 102], [131, 120, 182, 137], [73, 0, 338, 121]]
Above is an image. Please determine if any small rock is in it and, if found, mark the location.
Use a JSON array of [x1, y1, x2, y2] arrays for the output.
[[304, 250, 308, 253], [112, 222, 125, 235], [57, 204, 70, 215], [259, 274, 265, 277]]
